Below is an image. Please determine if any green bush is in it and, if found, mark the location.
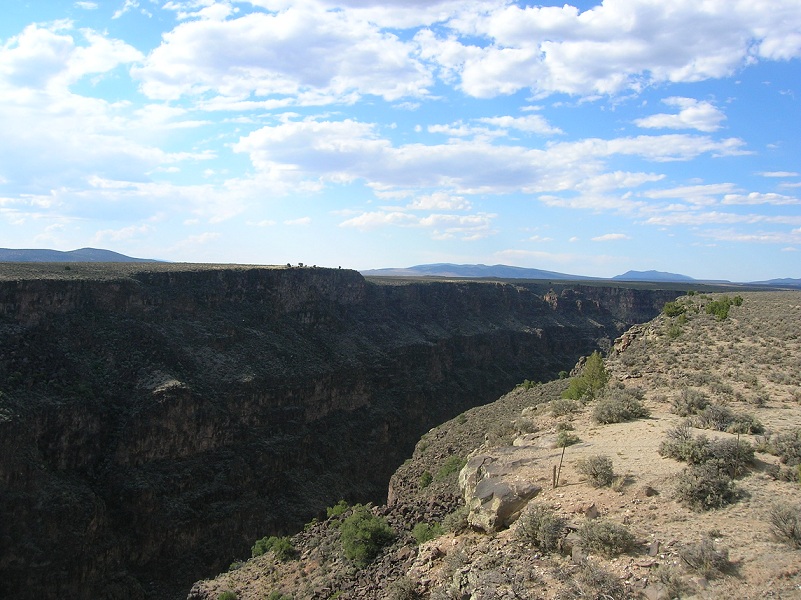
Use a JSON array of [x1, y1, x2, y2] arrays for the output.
[[663, 300, 686, 317], [577, 520, 635, 557], [705, 295, 742, 320], [340, 504, 395, 567], [516, 504, 566, 552], [251, 535, 297, 561], [768, 503, 801, 548], [592, 387, 649, 424], [327, 500, 349, 518], [412, 522, 444, 544], [576, 455, 614, 488], [266, 593, 292, 600], [443, 505, 469, 533], [419, 470, 433, 489], [679, 538, 731, 578], [218, 592, 238, 600], [436, 456, 466, 480]]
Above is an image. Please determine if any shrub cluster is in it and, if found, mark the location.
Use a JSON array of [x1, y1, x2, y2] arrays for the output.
[[770, 429, 801, 466], [577, 520, 636, 557], [592, 387, 650, 424], [690, 404, 763, 434], [516, 504, 566, 552], [339, 504, 395, 567], [662, 300, 686, 317], [550, 398, 581, 417], [705, 295, 743, 320], [659, 425, 754, 475], [576, 455, 615, 488], [251, 535, 297, 561], [671, 388, 709, 417], [660, 425, 753, 510], [673, 463, 738, 511]]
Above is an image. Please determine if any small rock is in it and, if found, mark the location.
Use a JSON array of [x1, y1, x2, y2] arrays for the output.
[[648, 540, 661, 557]]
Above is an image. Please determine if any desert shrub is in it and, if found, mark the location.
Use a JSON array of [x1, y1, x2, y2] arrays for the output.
[[556, 430, 580, 447], [673, 464, 737, 511], [768, 503, 801, 548], [443, 505, 469, 533], [555, 559, 627, 600], [706, 295, 741, 320], [340, 504, 395, 567], [387, 576, 421, 600], [592, 387, 649, 424], [771, 429, 801, 466], [576, 455, 614, 488], [672, 388, 709, 416], [562, 351, 608, 401], [663, 300, 686, 317], [266, 593, 292, 600], [691, 405, 764, 434], [218, 592, 238, 600], [659, 424, 709, 463], [516, 504, 566, 552], [651, 565, 693, 598], [436, 456, 466, 480], [577, 520, 636, 557], [551, 398, 581, 417], [251, 536, 297, 561], [419, 470, 433, 489], [412, 522, 443, 544], [327, 500, 349, 518], [679, 538, 731, 578]]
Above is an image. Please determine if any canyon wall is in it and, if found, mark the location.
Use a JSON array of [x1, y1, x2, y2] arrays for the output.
[[0, 265, 679, 599]]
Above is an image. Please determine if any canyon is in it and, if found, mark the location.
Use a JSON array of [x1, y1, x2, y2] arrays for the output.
[[0, 264, 682, 599]]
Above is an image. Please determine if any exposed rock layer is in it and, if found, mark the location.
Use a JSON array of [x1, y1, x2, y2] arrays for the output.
[[0, 264, 677, 599]]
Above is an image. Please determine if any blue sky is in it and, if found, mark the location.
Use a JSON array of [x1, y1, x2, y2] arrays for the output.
[[1, 0, 800, 281]]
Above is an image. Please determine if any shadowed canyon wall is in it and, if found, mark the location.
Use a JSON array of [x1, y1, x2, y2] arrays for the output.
[[0, 265, 679, 599]]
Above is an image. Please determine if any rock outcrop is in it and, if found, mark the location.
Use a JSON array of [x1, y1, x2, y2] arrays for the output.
[[0, 264, 678, 599]]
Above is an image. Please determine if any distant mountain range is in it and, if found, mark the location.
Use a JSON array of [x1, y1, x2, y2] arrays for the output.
[[360, 263, 591, 280], [0, 248, 157, 263], [612, 270, 696, 282], [1, 251, 798, 287], [362, 263, 801, 288]]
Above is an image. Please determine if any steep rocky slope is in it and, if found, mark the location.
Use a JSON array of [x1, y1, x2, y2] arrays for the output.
[[0, 264, 679, 599], [189, 290, 801, 600]]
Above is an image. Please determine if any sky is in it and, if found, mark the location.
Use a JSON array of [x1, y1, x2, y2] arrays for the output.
[[1, 0, 800, 281]]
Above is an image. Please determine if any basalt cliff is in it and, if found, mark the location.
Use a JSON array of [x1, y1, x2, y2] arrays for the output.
[[0, 264, 680, 599]]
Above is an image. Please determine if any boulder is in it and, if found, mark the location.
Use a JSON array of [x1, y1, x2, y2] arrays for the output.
[[459, 454, 540, 532]]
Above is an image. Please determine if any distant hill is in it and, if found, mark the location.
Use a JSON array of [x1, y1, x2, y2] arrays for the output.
[[612, 270, 695, 282], [749, 277, 801, 289], [0, 248, 157, 263], [361, 263, 591, 280]]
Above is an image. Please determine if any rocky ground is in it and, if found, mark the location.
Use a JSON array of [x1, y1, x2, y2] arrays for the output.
[[188, 291, 801, 600]]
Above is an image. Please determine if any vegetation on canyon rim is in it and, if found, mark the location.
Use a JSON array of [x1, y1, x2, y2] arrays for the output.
[[191, 290, 801, 600]]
